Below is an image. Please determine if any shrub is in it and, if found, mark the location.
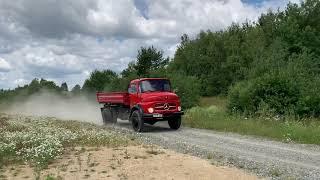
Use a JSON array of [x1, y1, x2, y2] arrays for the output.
[[228, 47, 320, 118], [168, 73, 201, 109], [227, 80, 256, 114], [228, 71, 302, 116], [296, 77, 320, 117]]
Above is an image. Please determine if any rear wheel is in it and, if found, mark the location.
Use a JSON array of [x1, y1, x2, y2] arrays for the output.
[[168, 117, 181, 130], [101, 107, 117, 124], [130, 110, 144, 132]]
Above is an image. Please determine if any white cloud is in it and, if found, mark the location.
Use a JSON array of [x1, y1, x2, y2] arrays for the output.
[[0, 57, 11, 72], [0, 0, 296, 89], [13, 78, 28, 86]]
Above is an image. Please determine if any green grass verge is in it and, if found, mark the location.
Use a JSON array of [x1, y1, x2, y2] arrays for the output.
[[199, 96, 227, 109], [183, 100, 320, 145]]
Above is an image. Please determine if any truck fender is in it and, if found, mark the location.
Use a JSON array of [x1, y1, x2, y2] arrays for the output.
[[129, 104, 143, 120]]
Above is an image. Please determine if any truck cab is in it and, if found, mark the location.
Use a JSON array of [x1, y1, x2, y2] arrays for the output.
[[97, 78, 183, 132]]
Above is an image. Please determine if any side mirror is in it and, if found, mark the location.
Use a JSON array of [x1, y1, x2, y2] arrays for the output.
[[173, 88, 178, 93]]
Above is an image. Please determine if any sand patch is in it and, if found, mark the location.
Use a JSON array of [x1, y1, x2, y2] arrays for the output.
[[2, 145, 258, 180]]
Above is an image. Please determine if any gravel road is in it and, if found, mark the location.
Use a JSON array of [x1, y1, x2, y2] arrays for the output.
[[111, 120, 320, 179]]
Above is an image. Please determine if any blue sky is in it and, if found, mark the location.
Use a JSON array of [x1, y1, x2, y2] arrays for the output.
[[134, 0, 149, 19], [242, 0, 264, 4], [0, 0, 298, 89]]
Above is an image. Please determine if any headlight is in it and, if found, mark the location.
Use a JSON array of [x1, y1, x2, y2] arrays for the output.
[[178, 106, 181, 111], [148, 107, 154, 113]]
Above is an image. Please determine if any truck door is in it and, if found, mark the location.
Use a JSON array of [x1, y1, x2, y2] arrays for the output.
[[128, 83, 139, 108]]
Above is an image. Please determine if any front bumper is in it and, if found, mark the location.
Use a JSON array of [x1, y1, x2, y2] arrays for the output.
[[143, 111, 184, 120]]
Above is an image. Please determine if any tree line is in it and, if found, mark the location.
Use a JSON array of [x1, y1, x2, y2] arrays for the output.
[[1, 0, 319, 117], [172, 0, 320, 117], [0, 78, 81, 107]]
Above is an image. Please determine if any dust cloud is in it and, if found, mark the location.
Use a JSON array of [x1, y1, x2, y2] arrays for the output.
[[4, 92, 103, 124]]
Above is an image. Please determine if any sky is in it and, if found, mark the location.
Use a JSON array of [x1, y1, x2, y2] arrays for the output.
[[0, 0, 300, 89]]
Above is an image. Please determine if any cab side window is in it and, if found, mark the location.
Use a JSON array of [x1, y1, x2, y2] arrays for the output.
[[128, 83, 137, 94]]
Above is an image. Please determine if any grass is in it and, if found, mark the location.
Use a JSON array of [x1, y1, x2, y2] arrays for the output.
[[199, 96, 227, 109], [45, 174, 63, 180], [0, 113, 131, 171], [183, 97, 320, 145]]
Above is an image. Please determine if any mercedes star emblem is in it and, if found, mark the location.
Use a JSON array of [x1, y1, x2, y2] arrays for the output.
[[164, 103, 170, 110]]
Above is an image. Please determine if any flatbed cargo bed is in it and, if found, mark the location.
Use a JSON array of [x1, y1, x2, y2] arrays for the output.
[[96, 92, 130, 106]]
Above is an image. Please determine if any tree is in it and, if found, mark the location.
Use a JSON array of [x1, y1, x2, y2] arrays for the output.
[[135, 46, 169, 77], [60, 82, 68, 91], [39, 78, 60, 91], [121, 61, 138, 78], [28, 78, 40, 94], [180, 34, 190, 46], [71, 84, 81, 94], [82, 70, 118, 92]]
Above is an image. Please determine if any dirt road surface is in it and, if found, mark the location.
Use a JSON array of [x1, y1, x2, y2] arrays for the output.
[[112, 120, 320, 179]]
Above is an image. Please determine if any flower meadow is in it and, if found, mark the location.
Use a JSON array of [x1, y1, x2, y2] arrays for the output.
[[0, 114, 130, 170]]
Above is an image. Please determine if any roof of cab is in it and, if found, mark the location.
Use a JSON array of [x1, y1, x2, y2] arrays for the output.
[[130, 78, 169, 83]]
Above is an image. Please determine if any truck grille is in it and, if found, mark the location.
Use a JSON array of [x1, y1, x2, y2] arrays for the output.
[[154, 103, 176, 110]]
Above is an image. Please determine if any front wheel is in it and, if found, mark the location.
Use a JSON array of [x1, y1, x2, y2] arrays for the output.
[[130, 110, 144, 132], [168, 117, 181, 130]]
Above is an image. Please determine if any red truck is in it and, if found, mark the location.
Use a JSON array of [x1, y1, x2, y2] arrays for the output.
[[96, 78, 183, 132]]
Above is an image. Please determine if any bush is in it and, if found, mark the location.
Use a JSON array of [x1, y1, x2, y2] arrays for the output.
[[296, 77, 320, 117], [227, 80, 256, 114], [168, 73, 201, 109], [228, 71, 302, 116], [228, 47, 320, 118]]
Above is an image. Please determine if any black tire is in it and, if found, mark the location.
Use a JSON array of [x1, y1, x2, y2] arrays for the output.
[[168, 117, 181, 130], [101, 107, 117, 124], [130, 110, 144, 132], [110, 108, 118, 123]]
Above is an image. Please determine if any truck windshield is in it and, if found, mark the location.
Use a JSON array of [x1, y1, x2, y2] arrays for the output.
[[140, 79, 171, 93]]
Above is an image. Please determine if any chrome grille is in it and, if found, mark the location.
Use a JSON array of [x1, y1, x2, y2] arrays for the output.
[[154, 103, 176, 110]]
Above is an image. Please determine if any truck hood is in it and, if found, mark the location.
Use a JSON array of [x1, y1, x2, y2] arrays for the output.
[[140, 92, 179, 102]]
